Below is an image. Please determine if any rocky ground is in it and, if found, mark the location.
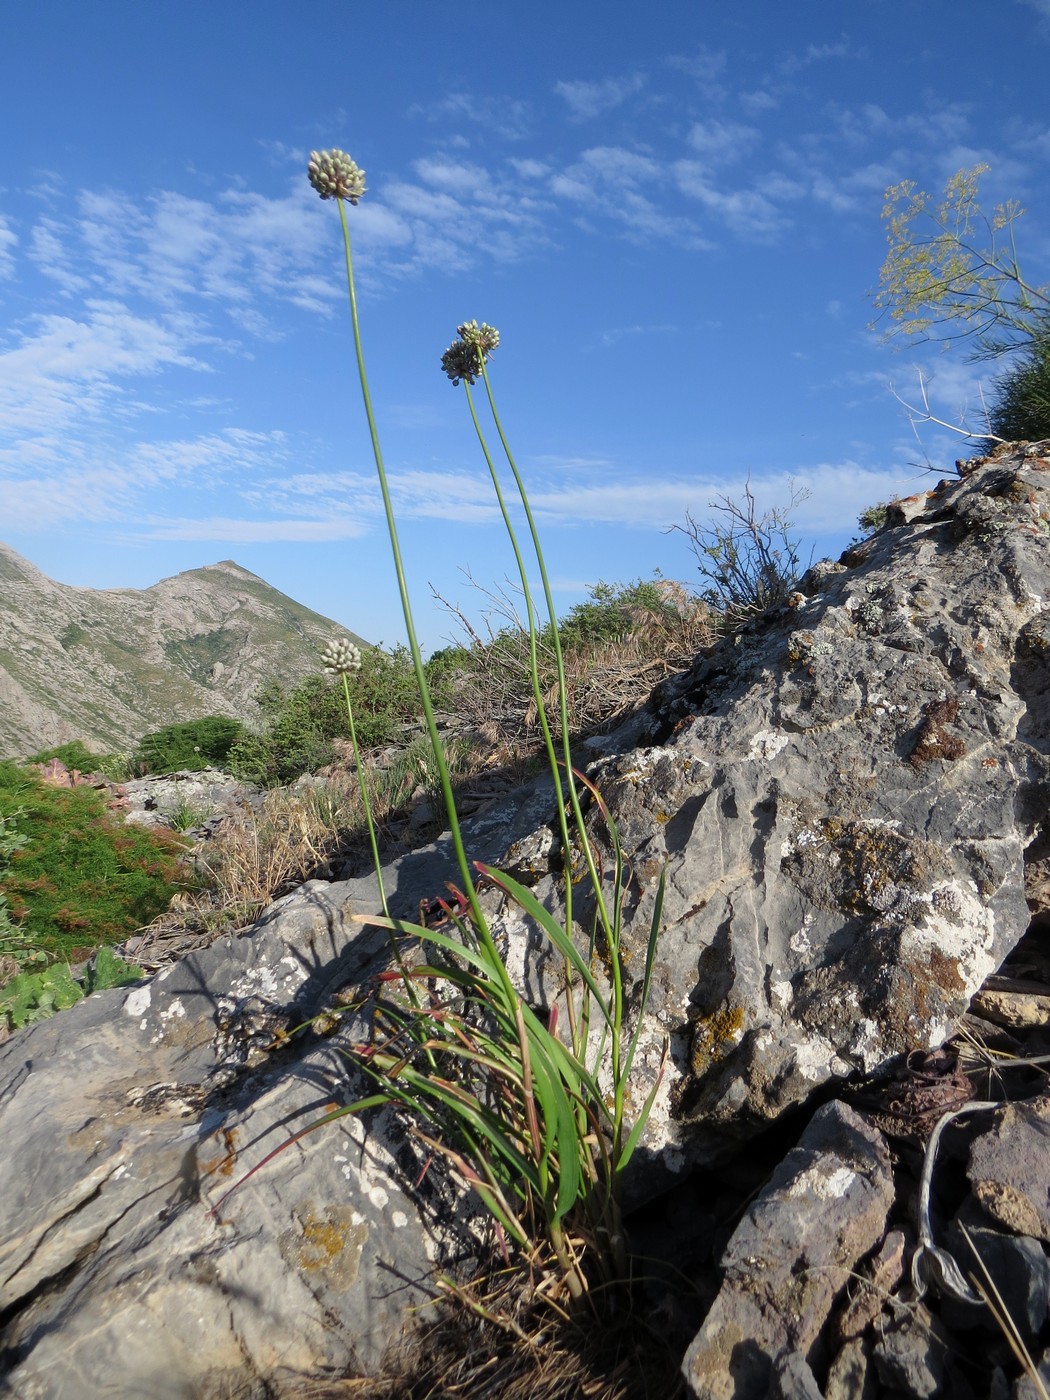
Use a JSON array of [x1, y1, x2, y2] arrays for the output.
[[2, 443, 1050, 1399]]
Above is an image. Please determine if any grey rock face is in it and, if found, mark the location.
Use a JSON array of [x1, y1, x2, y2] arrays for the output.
[[494, 448, 1050, 1166], [0, 883, 476, 1399], [681, 1101, 893, 1400], [968, 1095, 1050, 1242]]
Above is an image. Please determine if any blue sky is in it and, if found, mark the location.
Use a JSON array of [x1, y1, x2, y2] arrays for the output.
[[3, 1, 1050, 654]]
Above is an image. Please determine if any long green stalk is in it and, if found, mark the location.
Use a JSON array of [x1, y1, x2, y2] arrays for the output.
[[333, 201, 516, 1007]]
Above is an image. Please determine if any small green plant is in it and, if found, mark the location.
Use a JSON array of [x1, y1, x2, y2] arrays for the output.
[[134, 716, 246, 775], [164, 795, 215, 833], [0, 945, 143, 1033]]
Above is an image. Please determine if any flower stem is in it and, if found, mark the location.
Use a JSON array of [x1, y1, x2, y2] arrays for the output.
[[333, 202, 514, 995]]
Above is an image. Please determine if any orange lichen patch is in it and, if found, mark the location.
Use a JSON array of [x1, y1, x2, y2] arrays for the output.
[[908, 698, 966, 768], [689, 1004, 744, 1076], [200, 1126, 240, 1178], [927, 946, 966, 995]]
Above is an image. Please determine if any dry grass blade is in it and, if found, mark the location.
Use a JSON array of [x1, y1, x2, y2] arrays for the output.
[[281, 1257, 687, 1400], [960, 1222, 1050, 1399]]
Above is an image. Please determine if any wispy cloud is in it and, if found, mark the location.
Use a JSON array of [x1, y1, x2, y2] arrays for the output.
[[780, 39, 851, 74], [551, 145, 707, 246], [687, 119, 762, 167], [409, 91, 534, 142], [673, 163, 787, 239], [0, 300, 208, 438], [554, 74, 647, 120], [0, 217, 17, 281]]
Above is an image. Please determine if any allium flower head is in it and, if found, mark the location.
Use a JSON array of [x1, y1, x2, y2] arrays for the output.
[[307, 150, 366, 204], [457, 320, 500, 355], [441, 338, 482, 386], [441, 320, 501, 385], [321, 639, 363, 676]]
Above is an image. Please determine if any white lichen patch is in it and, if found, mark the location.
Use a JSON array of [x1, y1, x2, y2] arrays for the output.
[[392, 1210, 408, 1229], [229, 964, 283, 1002], [161, 998, 186, 1023], [124, 985, 151, 1020], [787, 1164, 857, 1201], [746, 730, 789, 762]]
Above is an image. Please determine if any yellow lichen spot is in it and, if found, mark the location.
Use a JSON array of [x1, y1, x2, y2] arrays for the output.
[[278, 1205, 369, 1291], [690, 1004, 745, 1075]]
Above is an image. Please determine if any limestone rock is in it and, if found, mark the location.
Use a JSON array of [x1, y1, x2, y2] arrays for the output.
[[681, 1101, 893, 1400], [493, 448, 1050, 1165], [0, 883, 476, 1399]]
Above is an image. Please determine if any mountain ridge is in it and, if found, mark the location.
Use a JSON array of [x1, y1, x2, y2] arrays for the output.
[[0, 543, 368, 757]]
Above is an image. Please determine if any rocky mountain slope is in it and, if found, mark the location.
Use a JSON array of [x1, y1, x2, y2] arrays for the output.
[[0, 544, 367, 757]]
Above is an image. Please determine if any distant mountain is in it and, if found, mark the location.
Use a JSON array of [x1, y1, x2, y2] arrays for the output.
[[0, 544, 368, 758]]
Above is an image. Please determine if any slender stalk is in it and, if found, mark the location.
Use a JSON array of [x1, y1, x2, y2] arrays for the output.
[[333, 201, 515, 1002], [338, 674, 388, 917], [476, 358, 613, 947]]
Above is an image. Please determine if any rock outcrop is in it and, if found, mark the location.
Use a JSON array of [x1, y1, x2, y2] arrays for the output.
[[0, 546, 367, 757], [1, 445, 1049, 1398]]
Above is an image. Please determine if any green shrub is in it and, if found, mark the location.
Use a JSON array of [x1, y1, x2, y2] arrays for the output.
[[558, 577, 687, 652], [134, 715, 246, 775], [0, 759, 184, 962], [228, 645, 449, 786]]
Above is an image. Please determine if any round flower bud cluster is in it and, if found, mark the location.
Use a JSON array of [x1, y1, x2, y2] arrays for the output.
[[307, 150, 366, 204], [440, 319, 501, 385], [457, 320, 500, 354], [321, 639, 363, 676]]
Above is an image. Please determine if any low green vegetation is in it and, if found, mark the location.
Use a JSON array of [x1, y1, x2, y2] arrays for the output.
[[133, 715, 246, 775], [0, 759, 185, 965], [0, 946, 144, 1033]]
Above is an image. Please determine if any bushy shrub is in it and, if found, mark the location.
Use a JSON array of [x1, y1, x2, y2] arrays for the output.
[[0, 759, 184, 962], [134, 715, 246, 775], [558, 577, 690, 652], [672, 480, 810, 623], [227, 645, 449, 786]]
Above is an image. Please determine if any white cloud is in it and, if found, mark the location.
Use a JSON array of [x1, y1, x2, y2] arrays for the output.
[[410, 91, 534, 142], [0, 217, 17, 281], [0, 300, 208, 437], [673, 163, 787, 239], [687, 119, 761, 167], [554, 74, 646, 120], [134, 515, 367, 543], [780, 39, 850, 74]]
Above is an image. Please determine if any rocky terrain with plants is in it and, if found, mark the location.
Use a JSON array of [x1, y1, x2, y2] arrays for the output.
[[3, 153, 1050, 1400]]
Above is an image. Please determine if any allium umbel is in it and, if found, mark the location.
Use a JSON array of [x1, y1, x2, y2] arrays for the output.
[[321, 639, 363, 676], [307, 150, 366, 204], [441, 320, 501, 385]]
